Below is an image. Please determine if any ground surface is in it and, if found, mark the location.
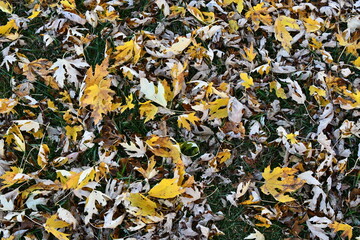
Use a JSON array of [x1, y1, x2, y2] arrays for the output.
[[0, 0, 359, 239]]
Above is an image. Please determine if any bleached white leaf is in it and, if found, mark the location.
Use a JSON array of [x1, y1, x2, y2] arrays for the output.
[[1, 54, 16, 71], [120, 137, 146, 158], [84, 190, 109, 224], [57, 207, 78, 228], [103, 209, 125, 229], [244, 229, 265, 240], [140, 78, 167, 107], [298, 171, 321, 185], [317, 104, 334, 134], [236, 181, 251, 199], [13, 120, 40, 132], [227, 97, 244, 123], [0, 195, 14, 211], [155, 0, 170, 16], [62, 10, 86, 25], [50, 58, 89, 88], [25, 191, 48, 211], [306, 216, 332, 240]]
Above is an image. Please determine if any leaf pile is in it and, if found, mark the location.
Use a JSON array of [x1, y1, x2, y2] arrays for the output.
[[0, 0, 359, 239]]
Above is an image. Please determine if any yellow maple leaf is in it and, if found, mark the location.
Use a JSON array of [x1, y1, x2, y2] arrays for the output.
[[28, 4, 41, 19], [139, 101, 158, 122], [208, 98, 229, 119], [286, 133, 298, 144], [269, 81, 287, 99], [216, 149, 231, 164], [242, 43, 257, 62], [127, 193, 158, 216], [303, 17, 321, 33], [274, 16, 300, 52], [336, 33, 360, 57], [0, 0, 12, 14], [0, 19, 17, 35], [228, 20, 239, 33], [187, 6, 215, 24], [171, 61, 187, 97], [240, 73, 254, 89], [254, 215, 271, 228], [37, 144, 50, 168], [114, 39, 141, 64], [0, 98, 17, 114], [120, 94, 135, 113], [177, 112, 200, 130], [0, 167, 30, 189], [146, 136, 181, 162], [309, 85, 326, 97], [223, 0, 244, 13], [245, 3, 272, 30], [352, 57, 360, 68], [44, 214, 71, 240], [81, 58, 115, 124], [260, 166, 305, 202], [65, 125, 83, 141], [148, 178, 185, 199], [5, 125, 25, 152], [329, 221, 353, 239]]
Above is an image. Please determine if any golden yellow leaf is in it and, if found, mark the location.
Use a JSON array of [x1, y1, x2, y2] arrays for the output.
[[47, 100, 58, 111], [139, 101, 158, 122], [260, 166, 305, 202], [146, 136, 181, 162], [329, 221, 353, 239], [127, 193, 157, 216], [171, 61, 187, 97], [269, 81, 287, 99], [242, 43, 257, 62], [0, 167, 30, 189], [148, 178, 185, 199], [114, 39, 141, 64], [223, 0, 244, 13], [0, 0, 12, 14], [228, 20, 239, 33], [5, 125, 25, 152], [0, 98, 17, 114], [217, 149, 231, 164], [303, 17, 321, 33], [187, 6, 215, 24], [274, 16, 300, 52], [286, 133, 298, 144], [169, 6, 186, 18], [309, 85, 326, 97], [177, 112, 200, 130], [37, 144, 50, 168], [44, 214, 70, 240], [166, 36, 192, 55], [208, 98, 229, 119], [65, 125, 83, 141], [120, 94, 135, 113], [245, 3, 272, 29], [254, 215, 271, 228], [80, 58, 115, 124], [352, 57, 360, 68], [0, 19, 17, 35], [60, 0, 76, 10], [240, 73, 254, 89]]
